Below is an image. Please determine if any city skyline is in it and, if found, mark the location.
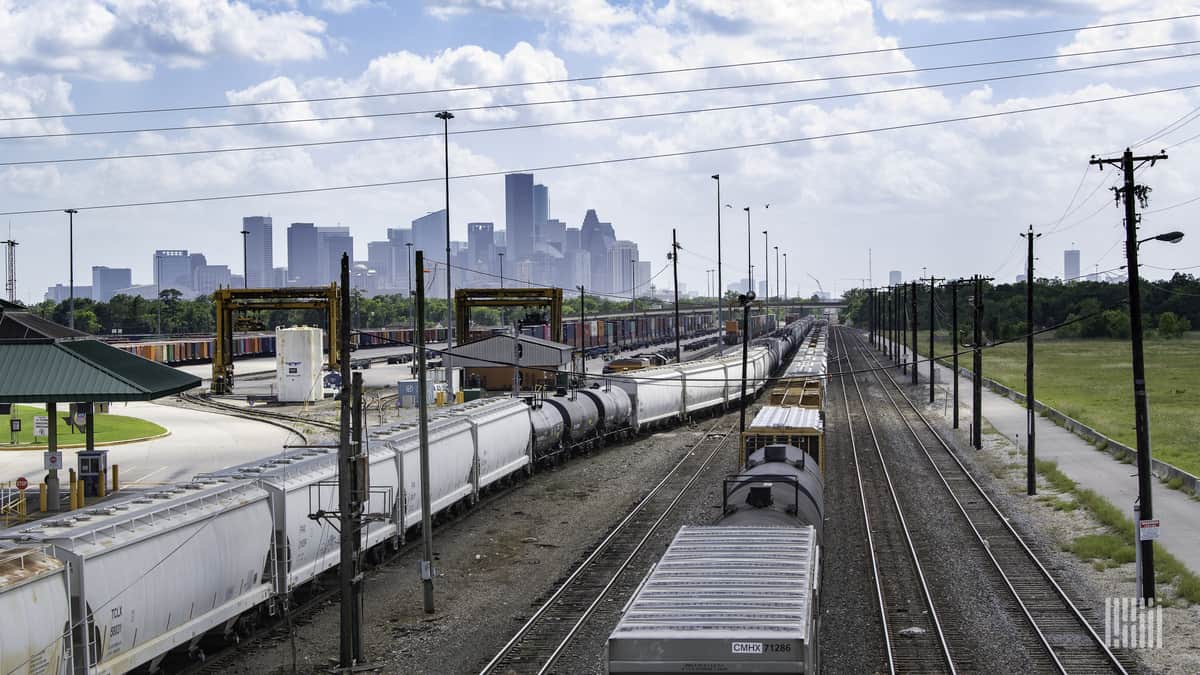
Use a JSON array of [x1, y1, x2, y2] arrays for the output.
[[4, 3, 1197, 306]]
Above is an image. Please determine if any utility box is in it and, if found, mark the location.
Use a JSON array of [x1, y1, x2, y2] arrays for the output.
[[397, 379, 436, 408], [77, 450, 108, 497], [276, 326, 324, 402]]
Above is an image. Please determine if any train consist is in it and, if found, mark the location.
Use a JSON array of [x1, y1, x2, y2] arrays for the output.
[[608, 321, 829, 674], [106, 309, 741, 366], [0, 319, 816, 675]]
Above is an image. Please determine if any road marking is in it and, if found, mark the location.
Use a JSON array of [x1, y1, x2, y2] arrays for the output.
[[130, 466, 168, 484]]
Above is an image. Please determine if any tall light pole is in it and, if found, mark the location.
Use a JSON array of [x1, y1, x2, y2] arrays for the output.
[[64, 209, 77, 329], [762, 229, 769, 321], [435, 110, 455, 399], [155, 252, 162, 335], [498, 251, 505, 325], [711, 174, 725, 349], [744, 207, 752, 292], [782, 252, 789, 302], [773, 245, 779, 303], [240, 229, 250, 288]]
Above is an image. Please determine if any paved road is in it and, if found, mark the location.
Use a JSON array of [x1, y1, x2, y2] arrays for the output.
[[879, 335, 1200, 575], [0, 401, 294, 487]]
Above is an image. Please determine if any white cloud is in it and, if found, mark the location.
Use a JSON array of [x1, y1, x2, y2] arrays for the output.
[[0, 0, 328, 81], [425, 0, 636, 26], [318, 0, 370, 14]]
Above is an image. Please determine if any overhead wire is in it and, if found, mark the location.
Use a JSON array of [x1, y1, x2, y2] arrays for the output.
[[4, 81, 1196, 217], [5, 12, 1195, 123], [3, 41, 1198, 143]]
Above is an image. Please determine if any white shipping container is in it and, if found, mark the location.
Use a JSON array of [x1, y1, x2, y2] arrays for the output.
[[276, 326, 324, 403]]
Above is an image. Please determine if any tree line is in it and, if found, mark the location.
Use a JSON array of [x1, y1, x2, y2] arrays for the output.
[[840, 273, 1200, 341]]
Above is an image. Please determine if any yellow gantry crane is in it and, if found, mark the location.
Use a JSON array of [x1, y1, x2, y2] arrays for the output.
[[454, 287, 564, 343], [212, 285, 340, 394]]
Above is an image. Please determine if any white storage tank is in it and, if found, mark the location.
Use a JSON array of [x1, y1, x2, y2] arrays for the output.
[[276, 326, 324, 403]]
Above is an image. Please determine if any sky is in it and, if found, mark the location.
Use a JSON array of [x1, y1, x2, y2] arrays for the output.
[[2, 0, 1200, 304]]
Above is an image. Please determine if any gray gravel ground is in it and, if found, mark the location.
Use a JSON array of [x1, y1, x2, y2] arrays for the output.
[[215, 409, 746, 674], [841, 328, 1041, 673]]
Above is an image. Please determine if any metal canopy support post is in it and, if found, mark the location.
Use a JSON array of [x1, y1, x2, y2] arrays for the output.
[[924, 276, 942, 403], [948, 280, 962, 429], [738, 297, 753, 441], [910, 281, 918, 386], [415, 251, 436, 613], [972, 275, 984, 450], [436, 110, 456, 399]]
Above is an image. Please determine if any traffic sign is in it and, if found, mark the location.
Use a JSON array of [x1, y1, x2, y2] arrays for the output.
[[1139, 519, 1161, 541], [32, 415, 48, 437], [44, 451, 62, 471], [9, 418, 19, 433], [15, 477, 28, 490]]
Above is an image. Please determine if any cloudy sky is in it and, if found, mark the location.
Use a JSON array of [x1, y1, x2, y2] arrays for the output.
[[2, 0, 1199, 304]]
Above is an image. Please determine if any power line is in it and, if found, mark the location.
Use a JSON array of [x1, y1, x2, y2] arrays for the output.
[[2, 82, 1195, 217], [11, 50, 1191, 167], [5, 13, 1195, 123], [4, 41, 1197, 142]]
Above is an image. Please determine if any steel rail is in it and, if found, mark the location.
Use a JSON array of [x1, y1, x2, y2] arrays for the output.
[[832, 326, 956, 675], [850, 328, 1128, 674], [479, 417, 737, 675]]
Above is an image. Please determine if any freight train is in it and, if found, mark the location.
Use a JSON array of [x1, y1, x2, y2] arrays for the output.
[[105, 309, 730, 366], [0, 319, 816, 675], [607, 322, 830, 674]]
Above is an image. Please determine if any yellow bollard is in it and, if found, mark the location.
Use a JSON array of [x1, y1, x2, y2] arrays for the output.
[[18, 491, 26, 522], [98, 471, 106, 498], [68, 469, 77, 511], [112, 465, 119, 493], [455, 390, 464, 404], [435, 391, 446, 407], [39, 483, 47, 513]]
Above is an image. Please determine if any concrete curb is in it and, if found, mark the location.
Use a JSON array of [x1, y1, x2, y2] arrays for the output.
[[954, 365, 1200, 494], [0, 430, 172, 452]]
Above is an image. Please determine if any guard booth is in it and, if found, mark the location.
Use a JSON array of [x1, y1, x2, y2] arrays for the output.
[[77, 450, 108, 497]]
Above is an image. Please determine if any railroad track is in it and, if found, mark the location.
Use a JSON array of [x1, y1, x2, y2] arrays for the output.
[[845, 327, 1131, 674], [178, 392, 340, 444], [479, 418, 738, 675], [830, 327, 955, 674]]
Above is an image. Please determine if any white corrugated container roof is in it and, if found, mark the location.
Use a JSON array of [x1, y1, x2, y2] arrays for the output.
[[749, 406, 823, 431], [611, 526, 815, 639]]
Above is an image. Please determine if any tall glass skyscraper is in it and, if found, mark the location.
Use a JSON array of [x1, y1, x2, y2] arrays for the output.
[[505, 173, 534, 263]]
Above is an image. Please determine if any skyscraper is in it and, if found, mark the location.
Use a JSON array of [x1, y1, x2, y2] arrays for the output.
[[889, 270, 902, 285], [533, 183, 549, 235], [287, 223, 319, 286], [608, 240, 639, 296], [505, 173, 535, 262], [154, 250, 192, 291], [468, 222, 495, 277], [581, 209, 616, 292], [242, 216, 273, 287], [1064, 248, 1080, 282], [91, 266, 132, 302], [317, 227, 353, 284], [412, 210, 447, 265]]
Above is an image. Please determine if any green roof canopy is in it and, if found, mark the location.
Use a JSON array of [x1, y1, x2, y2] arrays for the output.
[[0, 313, 200, 403]]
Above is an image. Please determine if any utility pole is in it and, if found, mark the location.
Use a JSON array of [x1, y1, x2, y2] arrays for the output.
[[901, 283, 909, 376], [2, 236, 16, 303], [711, 174, 725, 349], [65, 209, 77, 330], [782, 252, 788, 303], [435, 111, 456, 402], [944, 279, 966, 429], [738, 293, 755, 438], [1021, 225, 1042, 496], [577, 285, 586, 380], [972, 274, 987, 450], [336, 254, 364, 665], [744, 207, 752, 292], [671, 229, 682, 363], [867, 288, 875, 345], [773, 245, 780, 308], [762, 229, 770, 320], [923, 276, 942, 403], [910, 281, 918, 385], [891, 285, 899, 364], [414, 251, 436, 613], [1090, 147, 1170, 601]]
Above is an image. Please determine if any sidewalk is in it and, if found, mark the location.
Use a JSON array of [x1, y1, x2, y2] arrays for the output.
[[875, 334, 1199, 575]]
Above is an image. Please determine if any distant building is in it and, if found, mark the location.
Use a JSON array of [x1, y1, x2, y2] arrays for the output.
[[109, 284, 157, 300], [533, 183, 549, 230], [608, 240, 640, 295], [272, 267, 289, 287], [287, 223, 320, 286], [241, 216, 273, 287], [636, 261, 652, 295], [45, 284, 92, 302], [1064, 249, 1081, 282], [1016, 274, 1027, 283], [542, 218, 565, 251], [758, 280, 768, 298], [317, 227, 353, 284], [444, 333, 573, 392], [154, 250, 193, 293], [889, 270, 902, 285], [505, 173, 535, 262], [563, 227, 581, 251], [581, 209, 616, 293], [91, 266, 132, 302], [194, 264, 232, 295], [412, 210, 447, 268]]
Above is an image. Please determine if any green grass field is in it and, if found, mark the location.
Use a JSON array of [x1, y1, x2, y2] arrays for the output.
[[914, 331, 1200, 476], [3, 404, 167, 447]]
